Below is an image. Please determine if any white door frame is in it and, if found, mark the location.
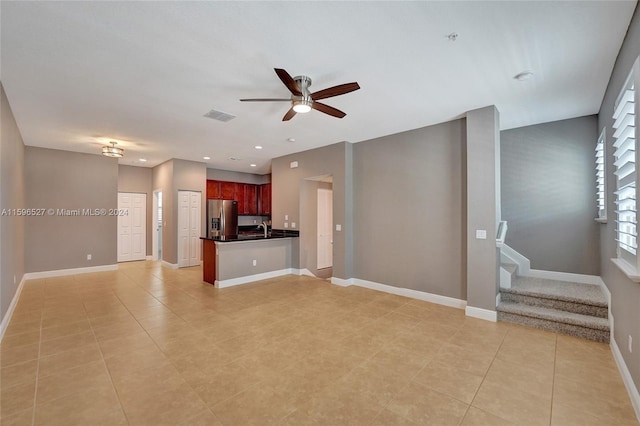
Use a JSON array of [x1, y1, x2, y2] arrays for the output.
[[152, 189, 161, 261], [317, 188, 333, 270]]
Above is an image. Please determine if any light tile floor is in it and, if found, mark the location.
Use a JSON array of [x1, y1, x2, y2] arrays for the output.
[[1, 261, 638, 425]]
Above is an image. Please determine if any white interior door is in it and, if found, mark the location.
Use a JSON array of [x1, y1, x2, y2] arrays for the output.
[[189, 192, 201, 266], [317, 188, 333, 269], [178, 190, 202, 268], [118, 192, 146, 262], [178, 191, 191, 268]]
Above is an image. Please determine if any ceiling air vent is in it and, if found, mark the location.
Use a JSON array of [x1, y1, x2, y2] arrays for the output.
[[203, 109, 236, 122]]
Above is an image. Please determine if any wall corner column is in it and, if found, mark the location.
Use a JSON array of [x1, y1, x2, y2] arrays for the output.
[[466, 105, 501, 321]]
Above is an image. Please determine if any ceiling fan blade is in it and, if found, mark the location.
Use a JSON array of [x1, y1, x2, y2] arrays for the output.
[[312, 101, 346, 118], [282, 108, 297, 121], [274, 68, 302, 96], [240, 98, 291, 102], [311, 82, 360, 101]]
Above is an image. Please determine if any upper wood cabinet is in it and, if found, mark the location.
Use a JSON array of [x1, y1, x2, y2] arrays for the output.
[[259, 183, 271, 216], [206, 180, 261, 216], [220, 181, 236, 200], [206, 180, 222, 199], [243, 184, 258, 215]]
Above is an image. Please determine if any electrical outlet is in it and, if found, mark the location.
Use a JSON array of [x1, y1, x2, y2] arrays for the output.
[[284, 222, 289, 228], [252, 259, 257, 266], [475, 229, 487, 240], [629, 335, 633, 353], [253, 220, 257, 224], [87, 254, 92, 260], [291, 222, 296, 228], [285, 214, 288, 220], [336, 224, 342, 231]]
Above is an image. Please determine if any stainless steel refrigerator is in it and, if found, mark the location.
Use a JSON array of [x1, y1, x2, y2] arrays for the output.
[[207, 200, 238, 238]]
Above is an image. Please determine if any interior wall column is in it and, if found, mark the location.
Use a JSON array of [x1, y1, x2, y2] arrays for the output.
[[466, 105, 501, 320]]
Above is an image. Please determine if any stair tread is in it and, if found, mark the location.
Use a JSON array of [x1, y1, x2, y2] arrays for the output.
[[497, 301, 609, 331], [501, 276, 607, 307]]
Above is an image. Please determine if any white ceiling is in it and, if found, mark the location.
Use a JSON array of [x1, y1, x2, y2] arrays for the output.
[[1, 1, 636, 174]]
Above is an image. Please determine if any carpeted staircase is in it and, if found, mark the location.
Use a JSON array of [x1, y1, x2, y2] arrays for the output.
[[497, 272, 610, 343]]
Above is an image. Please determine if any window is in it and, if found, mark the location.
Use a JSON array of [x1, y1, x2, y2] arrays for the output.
[[596, 128, 606, 222], [613, 58, 638, 266]]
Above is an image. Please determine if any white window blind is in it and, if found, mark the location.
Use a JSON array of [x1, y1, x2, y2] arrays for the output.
[[613, 64, 637, 256], [596, 128, 606, 221]]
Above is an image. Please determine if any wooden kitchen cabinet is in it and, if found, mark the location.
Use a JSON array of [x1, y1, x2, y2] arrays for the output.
[[206, 180, 260, 215], [206, 180, 222, 199], [220, 181, 236, 200], [259, 183, 271, 215], [245, 184, 258, 215]]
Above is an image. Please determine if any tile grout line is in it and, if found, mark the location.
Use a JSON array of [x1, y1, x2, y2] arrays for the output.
[[549, 334, 558, 425], [30, 282, 45, 426]]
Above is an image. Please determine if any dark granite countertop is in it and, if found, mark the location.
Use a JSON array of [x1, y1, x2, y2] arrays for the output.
[[200, 229, 299, 242]]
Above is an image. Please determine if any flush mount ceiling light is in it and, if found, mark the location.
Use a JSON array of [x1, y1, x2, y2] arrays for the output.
[[250, 164, 257, 167], [102, 141, 124, 158], [203, 156, 211, 160], [255, 145, 263, 150], [514, 71, 534, 81], [139, 158, 147, 163]]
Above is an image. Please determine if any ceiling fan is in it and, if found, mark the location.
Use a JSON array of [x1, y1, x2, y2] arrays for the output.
[[240, 68, 360, 121]]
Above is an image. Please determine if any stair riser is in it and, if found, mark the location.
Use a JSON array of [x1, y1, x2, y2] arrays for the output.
[[501, 292, 608, 318], [498, 312, 609, 343]]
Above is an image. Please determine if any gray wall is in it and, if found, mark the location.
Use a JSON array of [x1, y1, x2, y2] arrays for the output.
[[206, 168, 270, 184], [118, 165, 153, 256], [598, 4, 640, 394], [353, 120, 467, 300], [25, 147, 118, 272], [272, 142, 351, 280], [1, 84, 25, 321], [501, 116, 600, 275], [216, 239, 292, 281]]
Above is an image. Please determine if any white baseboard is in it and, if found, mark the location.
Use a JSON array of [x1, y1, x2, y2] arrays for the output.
[[611, 335, 640, 422], [348, 278, 467, 310], [215, 268, 292, 288], [145, 255, 154, 261], [465, 306, 497, 322], [23, 264, 118, 280], [0, 276, 26, 343], [331, 277, 354, 287], [161, 261, 178, 269], [524, 269, 602, 285]]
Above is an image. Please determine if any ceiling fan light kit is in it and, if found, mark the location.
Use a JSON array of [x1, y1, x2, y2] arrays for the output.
[[240, 68, 360, 121]]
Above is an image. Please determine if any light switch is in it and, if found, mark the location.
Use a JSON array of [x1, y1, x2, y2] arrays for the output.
[[291, 222, 296, 228], [285, 214, 288, 220], [284, 222, 289, 228], [336, 224, 342, 231], [475, 229, 487, 240], [290, 161, 298, 168]]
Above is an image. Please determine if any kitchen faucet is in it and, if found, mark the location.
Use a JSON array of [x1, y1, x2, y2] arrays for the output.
[[258, 221, 268, 238]]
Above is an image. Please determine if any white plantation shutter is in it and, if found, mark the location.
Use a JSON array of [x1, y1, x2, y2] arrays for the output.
[[613, 62, 637, 256], [596, 129, 606, 221]]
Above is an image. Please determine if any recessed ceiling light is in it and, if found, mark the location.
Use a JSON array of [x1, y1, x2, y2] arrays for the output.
[[250, 164, 257, 167], [203, 156, 211, 160], [514, 71, 534, 81], [139, 158, 147, 162], [287, 138, 295, 142], [255, 145, 263, 150], [229, 157, 241, 161]]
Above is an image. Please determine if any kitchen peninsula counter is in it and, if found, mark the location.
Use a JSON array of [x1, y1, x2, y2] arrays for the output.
[[201, 230, 299, 287]]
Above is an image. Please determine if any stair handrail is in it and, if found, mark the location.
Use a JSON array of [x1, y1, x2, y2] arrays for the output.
[[496, 221, 508, 247]]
